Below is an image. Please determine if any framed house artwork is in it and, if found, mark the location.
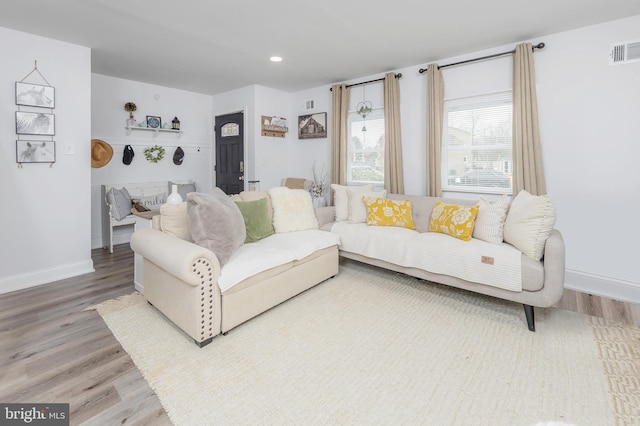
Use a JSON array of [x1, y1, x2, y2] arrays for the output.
[[298, 112, 327, 139], [15, 82, 55, 108], [16, 140, 56, 164], [16, 111, 55, 135]]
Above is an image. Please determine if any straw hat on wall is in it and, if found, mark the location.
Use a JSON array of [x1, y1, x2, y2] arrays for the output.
[[91, 139, 113, 168]]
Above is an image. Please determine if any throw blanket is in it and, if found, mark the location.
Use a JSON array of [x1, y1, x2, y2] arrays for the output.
[[331, 222, 522, 292], [218, 230, 340, 293]]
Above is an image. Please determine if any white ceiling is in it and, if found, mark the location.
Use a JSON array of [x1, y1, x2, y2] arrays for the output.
[[3, 0, 640, 95]]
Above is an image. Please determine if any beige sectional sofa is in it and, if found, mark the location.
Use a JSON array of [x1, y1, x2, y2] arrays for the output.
[[316, 191, 565, 331], [130, 189, 340, 347]]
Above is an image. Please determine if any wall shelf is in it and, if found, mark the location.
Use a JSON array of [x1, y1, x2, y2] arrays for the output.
[[125, 126, 182, 138]]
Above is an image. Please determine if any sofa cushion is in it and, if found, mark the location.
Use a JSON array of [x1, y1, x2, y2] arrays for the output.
[[331, 184, 374, 221], [503, 190, 556, 261], [472, 195, 511, 244], [364, 197, 416, 229], [429, 202, 479, 241], [268, 187, 318, 233], [107, 187, 132, 220], [235, 197, 275, 243], [160, 202, 192, 242], [187, 189, 246, 266], [348, 189, 387, 223]]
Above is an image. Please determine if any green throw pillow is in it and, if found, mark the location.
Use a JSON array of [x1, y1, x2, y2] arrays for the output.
[[235, 197, 275, 243]]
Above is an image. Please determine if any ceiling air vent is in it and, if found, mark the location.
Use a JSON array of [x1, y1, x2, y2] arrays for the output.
[[609, 39, 640, 66]]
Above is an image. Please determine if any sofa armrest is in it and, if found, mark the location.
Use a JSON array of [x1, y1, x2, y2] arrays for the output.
[[540, 229, 566, 305], [130, 228, 221, 286], [315, 206, 335, 226]]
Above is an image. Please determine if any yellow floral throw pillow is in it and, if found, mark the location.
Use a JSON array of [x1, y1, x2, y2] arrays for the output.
[[429, 202, 479, 241], [364, 197, 416, 229]]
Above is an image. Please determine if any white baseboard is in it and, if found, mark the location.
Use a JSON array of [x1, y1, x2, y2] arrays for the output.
[[91, 232, 133, 250], [0, 260, 95, 295], [564, 269, 640, 304]]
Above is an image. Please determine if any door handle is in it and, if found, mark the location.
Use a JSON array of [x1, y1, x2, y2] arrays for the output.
[[239, 176, 244, 181], [240, 161, 244, 172]]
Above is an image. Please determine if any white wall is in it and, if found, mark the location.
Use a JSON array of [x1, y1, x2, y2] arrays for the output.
[[0, 26, 93, 293], [288, 15, 640, 302], [91, 74, 214, 248]]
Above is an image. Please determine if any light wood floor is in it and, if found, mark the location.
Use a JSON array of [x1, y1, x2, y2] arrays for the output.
[[1, 245, 638, 425]]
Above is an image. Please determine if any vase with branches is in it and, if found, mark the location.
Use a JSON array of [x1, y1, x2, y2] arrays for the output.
[[309, 161, 328, 207]]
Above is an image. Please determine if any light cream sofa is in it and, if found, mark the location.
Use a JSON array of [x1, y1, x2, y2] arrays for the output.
[[130, 190, 340, 347], [316, 193, 565, 331]]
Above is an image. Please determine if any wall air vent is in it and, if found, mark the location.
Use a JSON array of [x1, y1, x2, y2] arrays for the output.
[[609, 39, 640, 66], [303, 100, 315, 111]]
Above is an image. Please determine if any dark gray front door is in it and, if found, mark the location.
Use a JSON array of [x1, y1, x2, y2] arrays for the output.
[[215, 112, 244, 195]]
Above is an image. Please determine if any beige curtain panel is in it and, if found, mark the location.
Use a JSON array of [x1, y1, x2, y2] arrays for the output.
[[513, 42, 546, 195], [383, 73, 405, 194], [331, 84, 350, 202], [426, 64, 444, 197]]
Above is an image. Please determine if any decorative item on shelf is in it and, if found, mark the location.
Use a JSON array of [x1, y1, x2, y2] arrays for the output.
[[162, 123, 171, 129], [146, 115, 161, 129], [143, 145, 165, 163], [356, 85, 372, 132], [309, 161, 328, 208], [124, 102, 137, 127], [172, 116, 180, 130], [166, 184, 183, 204], [261, 115, 288, 137], [137, 121, 147, 127]]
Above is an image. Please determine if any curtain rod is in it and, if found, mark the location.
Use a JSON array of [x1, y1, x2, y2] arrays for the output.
[[418, 42, 545, 74], [329, 73, 402, 91]]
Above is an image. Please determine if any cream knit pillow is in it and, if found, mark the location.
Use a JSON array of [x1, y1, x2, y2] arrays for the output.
[[331, 184, 374, 221], [503, 190, 556, 260], [268, 187, 318, 233], [472, 195, 511, 244]]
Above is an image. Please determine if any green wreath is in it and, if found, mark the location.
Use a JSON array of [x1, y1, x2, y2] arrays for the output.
[[144, 145, 165, 163]]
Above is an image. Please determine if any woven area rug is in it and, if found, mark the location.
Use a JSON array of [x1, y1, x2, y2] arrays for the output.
[[88, 261, 640, 425]]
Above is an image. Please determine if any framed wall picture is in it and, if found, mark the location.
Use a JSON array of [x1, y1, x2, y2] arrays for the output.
[[298, 112, 327, 139], [15, 111, 55, 135], [16, 140, 56, 163], [146, 115, 162, 129], [15, 82, 55, 108]]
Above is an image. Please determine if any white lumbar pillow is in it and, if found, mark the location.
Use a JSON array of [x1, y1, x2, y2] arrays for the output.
[[472, 195, 511, 245], [268, 187, 319, 233], [347, 189, 387, 223], [503, 190, 556, 260], [331, 183, 374, 221]]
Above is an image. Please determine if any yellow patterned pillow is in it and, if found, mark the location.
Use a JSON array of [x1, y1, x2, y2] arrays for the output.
[[429, 202, 479, 241], [364, 197, 416, 229]]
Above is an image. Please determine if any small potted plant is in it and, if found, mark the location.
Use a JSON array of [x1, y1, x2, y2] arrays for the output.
[[124, 102, 137, 127]]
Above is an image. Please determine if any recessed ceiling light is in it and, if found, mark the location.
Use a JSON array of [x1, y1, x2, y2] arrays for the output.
[[270, 56, 283, 62]]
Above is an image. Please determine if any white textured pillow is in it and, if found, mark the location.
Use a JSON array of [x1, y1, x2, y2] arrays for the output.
[[107, 187, 132, 220], [503, 190, 556, 260], [472, 195, 511, 244], [331, 183, 374, 221], [348, 189, 387, 223], [268, 187, 318, 233], [160, 202, 192, 242]]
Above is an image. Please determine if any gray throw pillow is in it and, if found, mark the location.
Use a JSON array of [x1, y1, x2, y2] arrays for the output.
[[187, 188, 246, 267], [169, 181, 196, 201], [107, 187, 132, 220]]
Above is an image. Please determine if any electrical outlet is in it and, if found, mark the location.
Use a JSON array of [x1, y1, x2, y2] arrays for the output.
[[481, 256, 494, 265]]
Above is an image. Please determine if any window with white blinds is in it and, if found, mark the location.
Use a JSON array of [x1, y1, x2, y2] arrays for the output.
[[442, 91, 513, 194], [347, 108, 385, 185]]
